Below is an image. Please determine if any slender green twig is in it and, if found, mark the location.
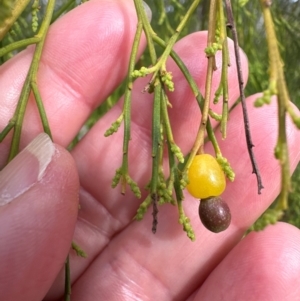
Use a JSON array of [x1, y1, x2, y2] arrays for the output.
[[161, 91, 184, 163], [0, 36, 40, 57], [109, 19, 143, 197], [134, 0, 162, 231], [134, 0, 157, 63], [182, 0, 219, 174], [134, 0, 201, 91], [156, 0, 201, 68], [0, 119, 15, 142], [215, 0, 229, 139], [169, 138, 195, 240], [259, 0, 289, 208], [220, 36, 229, 138], [198, 0, 217, 155], [8, 75, 31, 161], [8, 0, 56, 161], [150, 84, 162, 233], [31, 81, 52, 138]]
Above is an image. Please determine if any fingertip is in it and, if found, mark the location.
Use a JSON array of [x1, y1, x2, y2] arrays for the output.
[[0, 144, 79, 301]]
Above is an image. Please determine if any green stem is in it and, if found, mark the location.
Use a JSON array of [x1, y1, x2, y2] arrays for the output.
[[151, 85, 162, 181], [0, 119, 15, 142], [185, 0, 217, 170], [31, 81, 52, 139], [220, 36, 229, 139], [217, 0, 229, 138], [260, 0, 289, 208], [150, 84, 162, 233], [160, 91, 183, 162], [134, 0, 157, 64], [152, 35, 220, 159], [147, 0, 201, 85], [161, 92, 175, 143], [153, 35, 201, 99], [121, 20, 143, 194], [159, 0, 201, 65], [134, 0, 161, 230], [0, 37, 41, 57], [8, 75, 31, 161], [8, 0, 56, 161]]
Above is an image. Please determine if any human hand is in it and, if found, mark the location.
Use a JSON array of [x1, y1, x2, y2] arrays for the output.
[[0, 1, 300, 300]]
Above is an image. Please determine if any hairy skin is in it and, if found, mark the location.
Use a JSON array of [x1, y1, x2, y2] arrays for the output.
[[0, 1, 299, 300]]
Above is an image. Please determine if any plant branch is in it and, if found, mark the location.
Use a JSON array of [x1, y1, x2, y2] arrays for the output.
[[8, 0, 56, 161], [260, 0, 290, 208]]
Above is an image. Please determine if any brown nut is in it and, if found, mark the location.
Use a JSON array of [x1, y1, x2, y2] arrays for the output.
[[199, 196, 231, 233]]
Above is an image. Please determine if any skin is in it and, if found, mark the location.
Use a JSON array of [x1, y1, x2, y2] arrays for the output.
[[0, 1, 300, 300]]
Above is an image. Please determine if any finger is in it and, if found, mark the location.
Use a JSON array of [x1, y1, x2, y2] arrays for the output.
[[0, 0, 146, 165], [194, 223, 300, 300], [69, 96, 300, 300], [0, 134, 79, 301]]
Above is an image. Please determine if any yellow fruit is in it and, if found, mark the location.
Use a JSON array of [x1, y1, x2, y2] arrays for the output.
[[186, 154, 226, 199]]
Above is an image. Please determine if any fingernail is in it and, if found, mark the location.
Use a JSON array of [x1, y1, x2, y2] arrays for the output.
[[0, 133, 55, 206], [143, 1, 152, 22]]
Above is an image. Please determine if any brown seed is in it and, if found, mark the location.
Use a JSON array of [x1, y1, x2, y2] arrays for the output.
[[199, 196, 231, 233]]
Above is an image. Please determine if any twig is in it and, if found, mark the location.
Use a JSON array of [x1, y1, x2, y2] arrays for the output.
[[224, 0, 264, 194]]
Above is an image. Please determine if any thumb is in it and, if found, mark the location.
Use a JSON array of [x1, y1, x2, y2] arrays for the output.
[[0, 134, 79, 301]]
